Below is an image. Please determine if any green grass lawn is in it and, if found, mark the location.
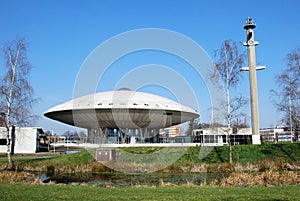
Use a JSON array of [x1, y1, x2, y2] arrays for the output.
[[0, 183, 298, 201], [176, 142, 300, 166], [0, 144, 299, 200]]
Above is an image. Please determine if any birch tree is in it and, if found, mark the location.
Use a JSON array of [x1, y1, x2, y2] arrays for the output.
[[210, 40, 246, 163], [0, 38, 36, 170]]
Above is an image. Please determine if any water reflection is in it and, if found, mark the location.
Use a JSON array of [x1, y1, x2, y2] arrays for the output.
[[48, 172, 229, 187]]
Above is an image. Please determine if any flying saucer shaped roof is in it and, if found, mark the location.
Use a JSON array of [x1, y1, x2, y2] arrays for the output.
[[44, 90, 199, 129]]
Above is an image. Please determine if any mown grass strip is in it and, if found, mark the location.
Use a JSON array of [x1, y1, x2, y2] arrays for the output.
[[0, 183, 299, 201]]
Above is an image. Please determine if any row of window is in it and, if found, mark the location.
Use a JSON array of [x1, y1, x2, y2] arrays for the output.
[[96, 102, 169, 107]]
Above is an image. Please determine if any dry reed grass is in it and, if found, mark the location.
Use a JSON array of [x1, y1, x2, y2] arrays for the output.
[[0, 171, 42, 185], [218, 170, 300, 187], [159, 178, 178, 187], [0, 169, 299, 187], [182, 160, 300, 174]]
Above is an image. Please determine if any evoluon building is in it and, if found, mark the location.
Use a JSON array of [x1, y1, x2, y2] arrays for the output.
[[44, 89, 199, 144]]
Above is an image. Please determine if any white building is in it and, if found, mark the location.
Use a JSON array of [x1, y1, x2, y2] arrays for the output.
[[44, 90, 199, 144], [0, 127, 44, 154], [260, 127, 295, 143], [192, 127, 253, 145]]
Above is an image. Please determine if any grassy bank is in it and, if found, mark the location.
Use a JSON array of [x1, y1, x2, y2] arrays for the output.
[[0, 143, 299, 200], [0, 143, 299, 173], [177, 143, 300, 165], [0, 183, 299, 201]]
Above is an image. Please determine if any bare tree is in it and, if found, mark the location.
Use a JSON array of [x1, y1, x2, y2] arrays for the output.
[[210, 40, 246, 163], [184, 118, 199, 137], [78, 130, 87, 143], [272, 47, 300, 141], [0, 37, 36, 170]]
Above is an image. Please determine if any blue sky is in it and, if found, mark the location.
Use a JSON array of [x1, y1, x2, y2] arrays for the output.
[[0, 0, 299, 134]]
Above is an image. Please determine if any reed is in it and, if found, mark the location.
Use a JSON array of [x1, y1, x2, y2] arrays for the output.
[[219, 170, 300, 187], [0, 171, 41, 184]]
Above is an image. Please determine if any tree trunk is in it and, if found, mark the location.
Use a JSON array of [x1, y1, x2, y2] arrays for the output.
[[227, 90, 233, 163], [5, 47, 18, 170], [227, 77, 233, 163], [227, 133, 233, 164], [6, 128, 14, 170], [229, 140, 233, 164]]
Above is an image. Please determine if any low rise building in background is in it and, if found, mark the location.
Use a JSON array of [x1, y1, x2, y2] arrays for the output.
[[0, 127, 46, 154], [260, 126, 299, 143], [192, 127, 252, 146]]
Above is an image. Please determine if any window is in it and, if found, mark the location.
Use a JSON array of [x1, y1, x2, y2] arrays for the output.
[[0, 139, 7, 145]]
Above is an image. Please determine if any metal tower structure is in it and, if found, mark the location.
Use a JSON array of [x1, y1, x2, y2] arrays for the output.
[[241, 18, 265, 144]]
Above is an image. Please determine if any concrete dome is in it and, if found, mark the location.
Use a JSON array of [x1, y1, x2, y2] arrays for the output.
[[44, 90, 199, 129]]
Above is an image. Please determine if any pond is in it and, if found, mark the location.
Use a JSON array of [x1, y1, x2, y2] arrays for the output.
[[40, 172, 229, 187]]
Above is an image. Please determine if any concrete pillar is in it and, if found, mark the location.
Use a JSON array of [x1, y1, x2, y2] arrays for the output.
[[242, 18, 265, 144]]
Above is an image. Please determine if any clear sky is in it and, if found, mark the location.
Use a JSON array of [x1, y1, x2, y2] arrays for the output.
[[0, 0, 299, 134]]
